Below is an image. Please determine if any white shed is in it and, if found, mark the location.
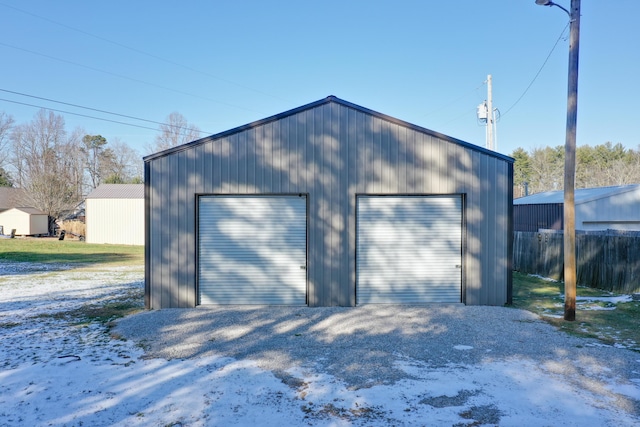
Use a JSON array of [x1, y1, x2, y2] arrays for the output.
[[0, 207, 49, 236], [85, 184, 144, 245]]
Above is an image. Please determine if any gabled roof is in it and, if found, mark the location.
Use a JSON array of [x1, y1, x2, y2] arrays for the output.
[[86, 184, 144, 199], [514, 184, 640, 205], [0, 187, 29, 209], [144, 96, 514, 163], [0, 207, 47, 215]]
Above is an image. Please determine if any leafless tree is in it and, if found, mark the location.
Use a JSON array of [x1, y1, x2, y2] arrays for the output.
[[106, 138, 143, 183], [146, 112, 201, 154], [10, 110, 81, 219], [0, 111, 15, 168]]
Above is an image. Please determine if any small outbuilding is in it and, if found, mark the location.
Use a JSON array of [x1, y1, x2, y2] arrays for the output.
[[0, 207, 49, 236], [85, 184, 144, 245], [144, 96, 514, 308], [514, 184, 640, 231]]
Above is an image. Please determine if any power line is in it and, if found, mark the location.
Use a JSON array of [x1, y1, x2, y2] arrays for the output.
[[0, 88, 211, 135], [0, 2, 290, 104], [501, 22, 570, 118], [0, 97, 202, 138], [0, 41, 266, 115]]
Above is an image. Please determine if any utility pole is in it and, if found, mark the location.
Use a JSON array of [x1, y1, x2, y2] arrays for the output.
[[477, 74, 496, 151], [486, 75, 494, 151], [563, 0, 580, 321], [535, 0, 580, 321]]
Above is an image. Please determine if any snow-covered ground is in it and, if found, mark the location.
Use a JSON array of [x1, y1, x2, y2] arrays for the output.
[[1, 262, 640, 426]]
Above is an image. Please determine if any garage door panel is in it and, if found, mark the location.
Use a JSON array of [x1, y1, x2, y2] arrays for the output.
[[198, 195, 307, 305], [357, 195, 462, 304]]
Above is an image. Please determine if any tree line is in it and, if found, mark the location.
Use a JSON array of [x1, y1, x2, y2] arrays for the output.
[[0, 109, 200, 219], [511, 142, 640, 198]]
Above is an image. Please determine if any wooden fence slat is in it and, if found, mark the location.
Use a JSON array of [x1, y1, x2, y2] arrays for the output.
[[513, 231, 640, 294]]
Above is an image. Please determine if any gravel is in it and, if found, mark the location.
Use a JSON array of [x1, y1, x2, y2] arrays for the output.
[[114, 303, 640, 391], [3, 260, 640, 424]]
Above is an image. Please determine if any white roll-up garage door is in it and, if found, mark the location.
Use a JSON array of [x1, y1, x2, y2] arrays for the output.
[[198, 195, 307, 305], [357, 195, 462, 304]]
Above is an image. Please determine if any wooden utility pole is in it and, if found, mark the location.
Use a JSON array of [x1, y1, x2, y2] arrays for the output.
[[535, 0, 580, 320], [563, 0, 580, 321]]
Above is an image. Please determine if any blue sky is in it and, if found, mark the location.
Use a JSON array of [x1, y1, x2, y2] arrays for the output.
[[1, 0, 638, 157]]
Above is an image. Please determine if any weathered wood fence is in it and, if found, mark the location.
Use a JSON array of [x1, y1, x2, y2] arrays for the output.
[[513, 230, 640, 294]]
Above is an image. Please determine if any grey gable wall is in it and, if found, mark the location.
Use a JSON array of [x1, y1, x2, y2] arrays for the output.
[[145, 97, 514, 308]]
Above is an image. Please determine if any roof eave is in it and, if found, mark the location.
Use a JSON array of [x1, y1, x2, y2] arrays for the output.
[[144, 96, 514, 163]]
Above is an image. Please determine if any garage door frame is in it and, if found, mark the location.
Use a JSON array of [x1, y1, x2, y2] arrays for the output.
[[355, 193, 467, 304], [196, 193, 309, 305]]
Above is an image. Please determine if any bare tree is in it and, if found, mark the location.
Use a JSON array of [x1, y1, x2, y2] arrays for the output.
[[0, 112, 15, 168], [105, 138, 143, 183], [146, 112, 201, 154], [10, 110, 81, 221]]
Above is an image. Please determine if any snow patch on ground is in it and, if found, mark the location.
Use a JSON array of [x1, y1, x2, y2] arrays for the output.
[[2, 262, 640, 426]]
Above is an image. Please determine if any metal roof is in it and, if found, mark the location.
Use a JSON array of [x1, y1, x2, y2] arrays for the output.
[[0, 207, 47, 215], [514, 184, 640, 205], [144, 96, 514, 163], [0, 187, 28, 209], [86, 184, 144, 199]]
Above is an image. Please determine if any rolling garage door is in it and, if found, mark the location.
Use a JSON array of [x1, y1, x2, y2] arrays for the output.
[[198, 195, 307, 305], [356, 195, 462, 304]]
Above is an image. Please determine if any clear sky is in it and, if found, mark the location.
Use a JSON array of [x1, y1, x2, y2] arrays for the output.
[[1, 0, 638, 158]]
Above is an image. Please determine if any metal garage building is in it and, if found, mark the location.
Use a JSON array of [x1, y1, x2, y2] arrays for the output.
[[514, 184, 640, 231], [144, 96, 514, 308], [86, 184, 144, 245]]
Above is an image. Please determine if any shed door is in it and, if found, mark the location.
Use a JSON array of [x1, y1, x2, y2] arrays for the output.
[[198, 195, 307, 305], [356, 195, 462, 304]]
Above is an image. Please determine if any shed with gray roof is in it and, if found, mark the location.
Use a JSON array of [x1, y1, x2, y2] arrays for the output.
[[144, 96, 514, 308], [0, 206, 48, 236]]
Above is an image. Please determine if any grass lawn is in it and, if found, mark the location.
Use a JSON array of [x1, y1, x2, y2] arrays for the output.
[[0, 238, 144, 266], [512, 272, 640, 352]]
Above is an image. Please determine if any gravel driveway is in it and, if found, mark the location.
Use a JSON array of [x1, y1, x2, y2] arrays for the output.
[[3, 260, 639, 425], [114, 304, 640, 394]]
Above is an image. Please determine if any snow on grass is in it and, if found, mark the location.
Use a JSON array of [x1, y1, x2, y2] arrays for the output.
[[2, 262, 640, 426]]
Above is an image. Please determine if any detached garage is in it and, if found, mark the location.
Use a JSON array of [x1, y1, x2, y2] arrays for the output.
[[145, 96, 513, 308]]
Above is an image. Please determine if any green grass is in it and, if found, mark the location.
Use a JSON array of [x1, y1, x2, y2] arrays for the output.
[[512, 272, 640, 351], [0, 238, 143, 265]]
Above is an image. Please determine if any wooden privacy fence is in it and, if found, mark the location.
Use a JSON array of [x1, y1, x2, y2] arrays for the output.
[[513, 230, 640, 294]]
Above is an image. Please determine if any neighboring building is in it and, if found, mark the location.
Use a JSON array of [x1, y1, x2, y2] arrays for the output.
[[0, 187, 28, 210], [0, 207, 49, 236], [514, 184, 640, 231], [144, 96, 514, 309], [85, 184, 144, 245]]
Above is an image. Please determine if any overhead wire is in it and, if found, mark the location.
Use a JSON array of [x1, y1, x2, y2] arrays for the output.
[[0, 42, 265, 115], [0, 2, 290, 104], [0, 88, 212, 135], [501, 22, 570, 118], [1, 98, 161, 133], [0, 98, 205, 138]]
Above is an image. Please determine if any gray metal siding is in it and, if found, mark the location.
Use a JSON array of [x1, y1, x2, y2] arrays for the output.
[[514, 204, 564, 231], [145, 98, 512, 308]]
